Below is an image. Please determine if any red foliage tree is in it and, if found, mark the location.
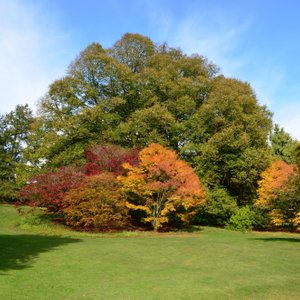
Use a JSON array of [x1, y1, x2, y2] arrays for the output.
[[19, 166, 85, 213], [85, 144, 139, 176]]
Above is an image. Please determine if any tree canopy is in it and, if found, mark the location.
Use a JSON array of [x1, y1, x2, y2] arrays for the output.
[[270, 124, 298, 164], [19, 33, 274, 207], [0, 104, 33, 200], [4, 32, 299, 231], [118, 143, 206, 231]]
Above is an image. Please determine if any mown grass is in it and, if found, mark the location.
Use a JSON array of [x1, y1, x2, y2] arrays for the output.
[[0, 204, 299, 299]]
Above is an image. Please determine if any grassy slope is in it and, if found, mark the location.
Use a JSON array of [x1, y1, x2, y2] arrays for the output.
[[0, 204, 299, 300]]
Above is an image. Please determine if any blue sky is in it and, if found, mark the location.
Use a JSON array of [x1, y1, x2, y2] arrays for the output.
[[0, 0, 299, 139]]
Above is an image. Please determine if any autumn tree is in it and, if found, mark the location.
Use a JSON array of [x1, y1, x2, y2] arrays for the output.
[[63, 173, 128, 231], [118, 144, 206, 231], [85, 144, 139, 175], [256, 161, 295, 208], [27, 34, 216, 168], [19, 166, 85, 213], [269, 175, 300, 231], [256, 160, 299, 230], [24, 33, 273, 210]]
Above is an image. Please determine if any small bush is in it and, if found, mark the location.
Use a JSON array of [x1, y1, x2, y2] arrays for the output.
[[63, 173, 128, 231], [194, 187, 238, 226], [226, 206, 255, 231], [252, 207, 271, 230], [17, 207, 53, 230]]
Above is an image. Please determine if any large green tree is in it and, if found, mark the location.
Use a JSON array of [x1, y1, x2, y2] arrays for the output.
[[26, 33, 273, 206], [0, 104, 33, 200], [180, 77, 272, 204]]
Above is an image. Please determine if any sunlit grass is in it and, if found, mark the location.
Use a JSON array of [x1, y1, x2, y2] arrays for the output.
[[1, 204, 299, 300]]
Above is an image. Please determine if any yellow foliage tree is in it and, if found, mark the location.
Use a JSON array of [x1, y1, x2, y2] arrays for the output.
[[256, 160, 297, 228], [118, 143, 205, 231], [256, 161, 295, 208], [63, 173, 128, 231]]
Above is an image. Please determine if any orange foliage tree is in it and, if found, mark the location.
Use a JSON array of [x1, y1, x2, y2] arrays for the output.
[[256, 160, 298, 228], [256, 160, 295, 208], [118, 143, 206, 231], [63, 173, 128, 231]]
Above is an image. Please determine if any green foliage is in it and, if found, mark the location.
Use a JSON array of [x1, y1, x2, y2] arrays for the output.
[[17, 207, 53, 230], [269, 174, 300, 231], [116, 104, 178, 147], [195, 187, 238, 226], [110, 33, 155, 73], [294, 142, 300, 168], [0, 104, 33, 201], [0, 180, 18, 202], [251, 207, 271, 230], [26, 34, 217, 168], [270, 124, 298, 164], [182, 77, 272, 204], [22, 33, 274, 211], [226, 206, 255, 231]]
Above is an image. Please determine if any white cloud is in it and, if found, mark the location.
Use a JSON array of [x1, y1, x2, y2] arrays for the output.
[[250, 67, 285, 107], [0, 0, 71, 115], [272, 101, 300, 140]]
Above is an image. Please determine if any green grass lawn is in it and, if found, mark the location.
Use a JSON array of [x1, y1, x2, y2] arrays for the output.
[[0, 204, 299, 300]]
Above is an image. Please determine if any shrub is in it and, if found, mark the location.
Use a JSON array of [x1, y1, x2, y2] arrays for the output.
[[17, 207, 53, 230], [19, 166, 85, 213], [226, 206, 255, 231], [194, 187, 238, 226], [251, 207, 271, 230], [0, 180, 18, 202], [63, 173, 128, 231]]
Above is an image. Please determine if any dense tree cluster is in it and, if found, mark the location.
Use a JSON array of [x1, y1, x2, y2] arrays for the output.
[[1, 33, 299, 231], [19, 144, 205, 231]]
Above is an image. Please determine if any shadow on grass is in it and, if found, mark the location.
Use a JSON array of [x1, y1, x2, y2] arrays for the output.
[[0, 234, 81, 273], [251, 237, 300, 243], [177, 226, 203, 233]]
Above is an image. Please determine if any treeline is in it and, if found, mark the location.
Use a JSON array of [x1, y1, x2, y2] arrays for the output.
[[0, 33, 299, 231]]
